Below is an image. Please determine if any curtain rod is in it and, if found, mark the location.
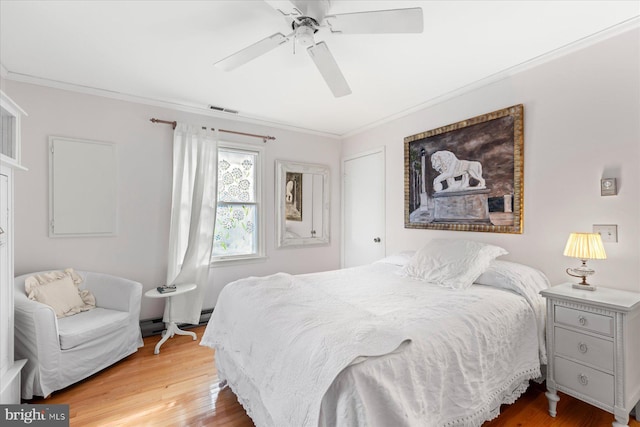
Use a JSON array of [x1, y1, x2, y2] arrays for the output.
[[150, 118, 275, 143]]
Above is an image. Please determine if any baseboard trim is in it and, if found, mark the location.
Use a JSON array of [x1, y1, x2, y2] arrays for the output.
[[140, 308, 213, 337]]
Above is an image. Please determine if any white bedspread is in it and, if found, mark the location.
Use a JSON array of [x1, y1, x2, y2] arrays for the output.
[[201, 262, 546, 427]]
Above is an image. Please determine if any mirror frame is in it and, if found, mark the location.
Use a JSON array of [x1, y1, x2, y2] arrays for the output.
[[275, 160, 330, 248]]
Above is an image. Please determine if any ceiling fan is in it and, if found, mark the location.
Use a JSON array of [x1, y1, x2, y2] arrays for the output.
[[214, 0, 423, 98]]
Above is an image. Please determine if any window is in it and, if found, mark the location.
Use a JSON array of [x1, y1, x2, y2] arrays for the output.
[[211, 143, 264, 263]]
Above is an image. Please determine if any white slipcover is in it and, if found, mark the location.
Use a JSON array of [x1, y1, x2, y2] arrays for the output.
[[14, 270, 143, 399]]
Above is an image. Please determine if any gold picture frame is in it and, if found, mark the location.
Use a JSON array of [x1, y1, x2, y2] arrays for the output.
[[404, 104, 524, 234]]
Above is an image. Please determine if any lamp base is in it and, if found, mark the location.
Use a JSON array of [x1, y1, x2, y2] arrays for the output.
[[572, 283, 597, 291], [566, 264, 597, 291]]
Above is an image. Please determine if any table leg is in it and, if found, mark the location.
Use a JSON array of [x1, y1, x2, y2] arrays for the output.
[[613, 415, 629, 427], [153, 295, 198, 354], [154, 322, 198, 354], [545, 388, 560, 417]]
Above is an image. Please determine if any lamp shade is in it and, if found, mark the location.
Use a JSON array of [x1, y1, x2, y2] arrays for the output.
[[563, 232, 607, 260]]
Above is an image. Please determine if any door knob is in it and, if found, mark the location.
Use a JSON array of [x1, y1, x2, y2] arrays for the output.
[[373, 237, 381, 243]]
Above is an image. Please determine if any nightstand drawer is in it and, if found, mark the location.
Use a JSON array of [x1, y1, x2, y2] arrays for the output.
[[555, 356, 614, 407], [555, 306, 613, 336], [554, 327, 613, 371]]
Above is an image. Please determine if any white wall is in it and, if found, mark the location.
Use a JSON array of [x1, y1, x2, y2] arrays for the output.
[[3, 80, 342, 319], [341, 28, 640, 292]]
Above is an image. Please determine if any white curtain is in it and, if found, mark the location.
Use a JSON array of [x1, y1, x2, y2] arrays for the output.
[[164, 123, 218, 325]]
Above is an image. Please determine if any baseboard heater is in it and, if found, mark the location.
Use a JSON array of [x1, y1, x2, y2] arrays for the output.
[[140, 308, 214, 337]]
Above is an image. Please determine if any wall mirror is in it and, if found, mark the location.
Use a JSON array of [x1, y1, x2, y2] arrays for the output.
[[276, 160, 330, 247]]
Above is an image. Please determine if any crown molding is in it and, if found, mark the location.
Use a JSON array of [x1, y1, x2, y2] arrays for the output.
[[2, 71, 342, 140]]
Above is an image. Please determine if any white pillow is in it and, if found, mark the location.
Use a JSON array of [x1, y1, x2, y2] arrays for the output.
[[475, 260, 551, 297], [25, 268, 96, 318], [400, 239, 508, 289], [374, 251, 416, 266]]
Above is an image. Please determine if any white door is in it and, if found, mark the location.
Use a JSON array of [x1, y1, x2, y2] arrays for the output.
[[342, 148, 385, 268]]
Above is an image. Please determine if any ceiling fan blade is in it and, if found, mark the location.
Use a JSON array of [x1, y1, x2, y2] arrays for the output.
[[215, 33, 290, 71], [307, 42, 351, 98], [263, 0, 302, 17], [265, 0, 330, 20], [325, 7, 423, 34]]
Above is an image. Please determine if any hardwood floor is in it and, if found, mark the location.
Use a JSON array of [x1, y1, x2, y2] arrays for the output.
[[28, 326, 252, 427], [28, 325, 639, 427]]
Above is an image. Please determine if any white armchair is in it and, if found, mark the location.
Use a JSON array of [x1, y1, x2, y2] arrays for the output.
[[14, 270, 144, 399]]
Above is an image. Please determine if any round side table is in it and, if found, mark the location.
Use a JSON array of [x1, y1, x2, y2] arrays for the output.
[[144, 283, 197, 354]]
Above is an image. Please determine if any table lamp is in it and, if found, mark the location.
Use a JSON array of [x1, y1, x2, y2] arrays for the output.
[[563, 232, 607, 291]]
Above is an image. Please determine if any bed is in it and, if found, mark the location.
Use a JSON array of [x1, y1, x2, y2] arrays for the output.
[[201, 239, 550, 427]]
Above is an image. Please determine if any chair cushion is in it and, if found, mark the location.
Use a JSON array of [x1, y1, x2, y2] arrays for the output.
[[57, 308, 130, 350]]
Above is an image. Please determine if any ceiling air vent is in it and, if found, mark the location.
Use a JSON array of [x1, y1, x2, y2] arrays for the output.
[[209, 105, 239, 115]]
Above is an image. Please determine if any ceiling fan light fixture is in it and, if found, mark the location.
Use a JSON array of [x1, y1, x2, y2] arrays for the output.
[[295, 24, 315, 47]]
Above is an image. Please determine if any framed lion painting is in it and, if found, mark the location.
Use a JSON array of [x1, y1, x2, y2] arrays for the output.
[[404, 104, 524, 234]]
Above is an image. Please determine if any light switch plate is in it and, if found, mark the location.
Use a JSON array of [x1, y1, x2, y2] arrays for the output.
[[593, 224, 618, 243]]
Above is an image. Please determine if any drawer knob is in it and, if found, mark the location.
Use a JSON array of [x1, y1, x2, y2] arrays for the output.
[[578, 315, 587, 326], [578, 342, 588, 354], [578, 373, 589, 386]]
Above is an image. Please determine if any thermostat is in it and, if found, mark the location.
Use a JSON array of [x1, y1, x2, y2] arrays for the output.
[[601, 178, 617, 196]]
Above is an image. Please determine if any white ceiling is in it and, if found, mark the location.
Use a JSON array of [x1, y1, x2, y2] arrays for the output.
[[1, 1, 639, 137]]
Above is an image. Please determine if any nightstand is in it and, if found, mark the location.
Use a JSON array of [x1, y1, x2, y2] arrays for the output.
[[144, 283, 198, 354], [541, 283, 640, 427]]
